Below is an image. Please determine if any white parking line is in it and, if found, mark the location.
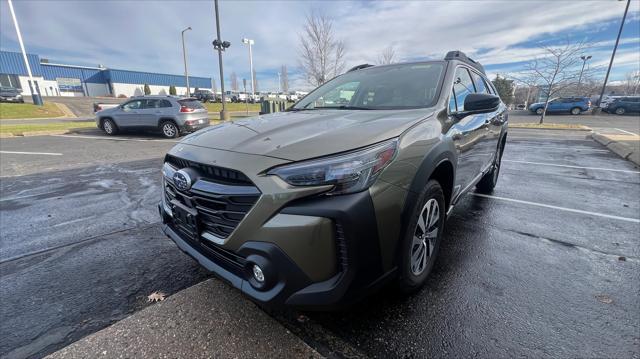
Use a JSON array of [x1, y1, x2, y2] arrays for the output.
[[508, 145, 609, 153], [51, 134, 178, 143], [472, 193, 640, 223], [503, 159, 640, 174], [614, 128, 639, 136], [0, 150, 62, 156]]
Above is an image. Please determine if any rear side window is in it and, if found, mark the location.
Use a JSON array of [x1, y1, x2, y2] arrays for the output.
[[178, 99, 204, 110], [471, 72, 490, 94], [452, 67, 475, 112], [159, 100, 172, 107]]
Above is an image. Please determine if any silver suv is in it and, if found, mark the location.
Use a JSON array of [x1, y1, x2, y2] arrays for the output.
[[95, 96, 209, 138]]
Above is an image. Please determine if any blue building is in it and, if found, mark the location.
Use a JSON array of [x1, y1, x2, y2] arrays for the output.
[[0, 50, 213, 97]]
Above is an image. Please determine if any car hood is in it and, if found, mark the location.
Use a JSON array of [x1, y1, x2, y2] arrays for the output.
[[180, 109, 434, 161]]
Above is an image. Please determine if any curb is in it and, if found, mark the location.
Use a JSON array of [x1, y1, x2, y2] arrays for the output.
[[591, 132, 640, 166], [509, 125, 591, 131], [0, 128, 90, 138]]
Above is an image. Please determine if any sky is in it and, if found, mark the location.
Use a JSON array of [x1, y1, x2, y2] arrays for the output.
[[1, 0, 639, 92]]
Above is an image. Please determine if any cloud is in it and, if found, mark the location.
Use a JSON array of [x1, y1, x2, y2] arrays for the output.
[[1, 0, 638, 91]]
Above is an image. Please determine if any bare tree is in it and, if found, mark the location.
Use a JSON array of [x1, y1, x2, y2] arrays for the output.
[[377, 45, 396, 65], [623, 70, 640, 95], [521, 40, 590, 124], [230, 72, 238, 92], [298, 11, 346, 86], [281, 65, 290, 93]]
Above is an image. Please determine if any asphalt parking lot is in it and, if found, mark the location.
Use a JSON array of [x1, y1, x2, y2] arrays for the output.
[[1, 125, 639, 358]]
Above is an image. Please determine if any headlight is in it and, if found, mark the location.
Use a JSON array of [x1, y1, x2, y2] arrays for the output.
[[267, 139, 398, 195]]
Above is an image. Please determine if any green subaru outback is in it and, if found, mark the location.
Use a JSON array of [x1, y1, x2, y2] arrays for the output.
[[159, 51, 508, 308]]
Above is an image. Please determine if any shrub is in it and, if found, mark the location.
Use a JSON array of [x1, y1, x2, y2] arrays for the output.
[[169, 85, 177, 95], [117, 94, 127, 98], [143, 84, 151, 95]]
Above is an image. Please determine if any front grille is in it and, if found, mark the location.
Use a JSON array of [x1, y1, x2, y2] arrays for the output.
[[164, 157, 260, 242], [165, 155, 253, 186]]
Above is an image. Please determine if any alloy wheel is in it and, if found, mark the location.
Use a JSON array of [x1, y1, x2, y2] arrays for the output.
[[410, 198, 440, 275], [162, 123, 177, 137], [103, 121, 113, 134]]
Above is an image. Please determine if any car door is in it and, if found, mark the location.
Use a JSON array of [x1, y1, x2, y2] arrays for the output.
[[471, 70, 503, 170], [139, 99, 163, 127], [115, 99, 145, 127], [447, 66, 488, 195]]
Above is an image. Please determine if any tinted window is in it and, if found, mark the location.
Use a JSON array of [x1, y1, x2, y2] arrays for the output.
[[449, 89, 457, 113], [452, 67, 475, 112], [471, 72, 489, 94], [123, 100, 143, 110], [144, 99, 160, 108], [294, 62, 445, 110], [178, 99, 204, 109], [159, 100, 172, 107]]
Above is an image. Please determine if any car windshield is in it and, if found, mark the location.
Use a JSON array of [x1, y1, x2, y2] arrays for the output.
[[293, 62, 445, 110]]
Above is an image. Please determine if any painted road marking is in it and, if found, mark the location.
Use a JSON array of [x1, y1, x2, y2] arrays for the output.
[[472, 193, 640, 224], [51, 134, 179, 143], [502, 159, 640, 174], [615, 128, 639, 136], [0, 150, 62, 156], [507, 145, 610, 153]]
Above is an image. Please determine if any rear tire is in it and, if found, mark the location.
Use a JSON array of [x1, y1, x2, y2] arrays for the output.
[[476, 142, 504, 193], [570, 107, 581, 115], [160, 121, 179, 138], [102, 118, 118, 135], [535, 108, 544, 115], [397, 180, 446, 294], [615, 107, 626, 115]]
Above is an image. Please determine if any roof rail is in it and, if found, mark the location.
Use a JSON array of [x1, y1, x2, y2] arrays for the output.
[[347, 64, 374, 72], [444, 51, 485, 75]]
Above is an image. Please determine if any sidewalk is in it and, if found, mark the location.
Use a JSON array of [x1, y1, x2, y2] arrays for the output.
[[591, 130, 640, 166], [46, 279, 321, 358]]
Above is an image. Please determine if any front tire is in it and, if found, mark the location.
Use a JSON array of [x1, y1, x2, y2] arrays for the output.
[[102, 118, 118, 135], [615, 107, 626, 115], [160, 121, 179, 138], [570, 107, 581, 115], [397, 180, 446, 293], [535, 108, 544, 115]]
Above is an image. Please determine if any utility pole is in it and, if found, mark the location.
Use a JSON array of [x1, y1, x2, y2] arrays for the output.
[[181, 27, 192, 96], [277, 72, 281, 93], [577, 55, 591, 94], [212, 0, 231, 121], [596, 0, 630, 110], [7, 0, 42, 105]]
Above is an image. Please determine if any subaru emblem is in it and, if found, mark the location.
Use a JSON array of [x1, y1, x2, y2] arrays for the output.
[[173, 170, 192, 191]]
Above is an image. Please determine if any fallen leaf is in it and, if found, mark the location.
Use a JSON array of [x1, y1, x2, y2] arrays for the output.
[[147, 291, 166, 302], [618, 256, 626, 262], [595, 294, 613, 304]]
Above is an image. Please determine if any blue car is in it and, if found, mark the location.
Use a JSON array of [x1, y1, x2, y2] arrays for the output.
[[605, 96, 640, 115], [529, 97, 591, 115]]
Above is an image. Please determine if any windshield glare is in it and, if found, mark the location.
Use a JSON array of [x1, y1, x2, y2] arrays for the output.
[[294, 62, 444, 110]]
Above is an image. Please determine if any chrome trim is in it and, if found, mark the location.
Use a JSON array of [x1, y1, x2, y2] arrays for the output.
[[201, 231, 225, 245], [163, 162, 260, 196]]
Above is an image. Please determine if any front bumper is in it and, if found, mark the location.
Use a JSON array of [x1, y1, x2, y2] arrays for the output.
[[159, 189, 394, 309], [0, 96, 24, 103]]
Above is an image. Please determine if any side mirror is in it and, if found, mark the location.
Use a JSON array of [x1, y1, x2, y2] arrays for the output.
[[454, 93, 500, 119]]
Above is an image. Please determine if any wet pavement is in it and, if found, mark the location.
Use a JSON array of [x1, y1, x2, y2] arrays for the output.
[[1, 128, 639, 358]]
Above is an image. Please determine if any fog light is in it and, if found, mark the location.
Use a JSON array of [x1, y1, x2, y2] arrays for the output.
[[252, 264, 265, 283]]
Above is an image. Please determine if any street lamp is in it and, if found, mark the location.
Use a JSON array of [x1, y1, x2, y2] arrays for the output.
[[577, 55, 591, 94], [212, 0, 231, 120], [7, 0, 42, 105], [277, 72, 281, 93], [181, 26, 192, 96], [241, 38, 255, 97]]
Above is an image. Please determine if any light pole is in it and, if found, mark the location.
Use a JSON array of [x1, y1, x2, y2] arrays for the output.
[[277, 72, 281, 93], [181, 27, 192, 96], [241, 38, 255, 98], [577, 55, 591, 94], [212, 0, 231, 120], [596, 0, 630, 110], [7, 0, 42, 105]]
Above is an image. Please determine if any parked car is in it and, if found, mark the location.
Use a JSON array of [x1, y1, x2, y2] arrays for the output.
[[528, 97, 591, 115], [605, 96, 640, 115], [95, 96, 209, 138], [93, 102, 120, 112], [192, 89, 215, 103], [600, 95, 623, 109], [0, 87, 24, 103], [158, 51, 508, 308]]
